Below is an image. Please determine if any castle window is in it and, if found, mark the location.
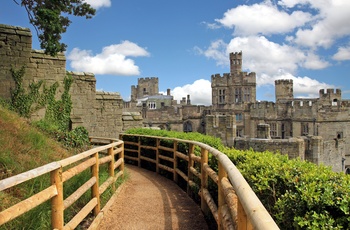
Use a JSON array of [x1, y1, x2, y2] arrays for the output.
[[219, 89, 225, 104], [332, 99, 338, 106], [237, 128, 243, 137], [301, 123, 309, 136], [236, 113, 243, 121], [235, 88, 242, 103], [270, 123, 277, 137], [244, 88, 251, 102], [148, 101, 156, 109], [300, 101, 303, 106], [309, 101, 312, 106]]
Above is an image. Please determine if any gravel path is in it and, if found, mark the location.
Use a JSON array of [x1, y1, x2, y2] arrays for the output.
[[98, 165, 209, 230]]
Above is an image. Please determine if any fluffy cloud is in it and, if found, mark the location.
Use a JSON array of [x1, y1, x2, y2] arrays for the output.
[[198, 0, 345, 101], [280, 0, 350, 48], [169, 79, 212, 106], [84, 0, 111, 9], [258, 73, 334, 98], [215, 2, 313, 36], [197, 36, 334, 99], [333, 46, 350, 61], [67, 41, 149, 75]]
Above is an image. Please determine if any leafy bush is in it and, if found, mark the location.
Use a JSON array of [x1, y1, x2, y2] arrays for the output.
[[124, 129, 350, 229]]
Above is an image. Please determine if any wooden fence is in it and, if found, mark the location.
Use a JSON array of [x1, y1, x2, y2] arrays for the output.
[[0, 137, 124, 229], [120, 134, 279, 230]]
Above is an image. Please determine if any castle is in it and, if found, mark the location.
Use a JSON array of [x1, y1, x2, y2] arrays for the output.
[[1, 24, 349, 173], [123, 52, 350, 173]]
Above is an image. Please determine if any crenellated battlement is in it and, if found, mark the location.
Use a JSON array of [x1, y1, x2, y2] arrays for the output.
[[319, 88, 341, 98], [250, 101, 277, 111], [138, 77, 158, 83], [275, 79, 293, 85], [275, 79, 293, 101]]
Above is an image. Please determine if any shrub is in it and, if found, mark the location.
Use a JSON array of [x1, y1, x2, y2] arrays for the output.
[[124, 129, 350, 229]]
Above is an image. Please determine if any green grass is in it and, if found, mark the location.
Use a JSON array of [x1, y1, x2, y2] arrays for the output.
[[0, 105, 126, 229]]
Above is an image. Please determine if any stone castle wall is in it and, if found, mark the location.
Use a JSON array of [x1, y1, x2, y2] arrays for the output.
[[234, 137, 305, 160], [0, 24, 122, 138]]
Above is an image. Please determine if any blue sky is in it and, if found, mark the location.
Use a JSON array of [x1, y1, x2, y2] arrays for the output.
[[1, 0, 350, 105]]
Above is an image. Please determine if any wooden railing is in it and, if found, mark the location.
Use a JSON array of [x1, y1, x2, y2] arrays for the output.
[[120, 134, 279, 230], [0, 137, 124, 229]]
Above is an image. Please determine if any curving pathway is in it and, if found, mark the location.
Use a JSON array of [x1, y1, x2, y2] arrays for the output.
[[98, 165, 209, 230]]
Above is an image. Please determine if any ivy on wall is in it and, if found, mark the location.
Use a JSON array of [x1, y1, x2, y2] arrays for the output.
[[10, 66, 89, 148]]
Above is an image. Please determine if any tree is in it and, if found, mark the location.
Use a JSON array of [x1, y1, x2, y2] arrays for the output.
[[15, 0, 96, 56]]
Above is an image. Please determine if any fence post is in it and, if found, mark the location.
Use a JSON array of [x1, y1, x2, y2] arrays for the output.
[[156, 138, 160, 173], [120, 142, 125, 179], [92, 152, 100, 216], [137, 136, 141, 167], [218, 161, 227, 230], [51, 167, 64, 229], [187, 143, 194, 195], [200, 147, 209, 215], [173, 140, 178, 183], [108, 146, 115, 191]]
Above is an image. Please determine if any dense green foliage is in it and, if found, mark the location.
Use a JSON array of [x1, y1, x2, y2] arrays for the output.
[[125, 128, 350, 229], [16, 0, 96, 56]]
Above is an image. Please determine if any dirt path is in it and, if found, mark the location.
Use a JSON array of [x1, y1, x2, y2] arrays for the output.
[[98, 165, 209, 230]]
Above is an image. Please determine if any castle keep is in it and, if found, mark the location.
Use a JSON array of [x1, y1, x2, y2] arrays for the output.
[[1, 24, 349, 173]]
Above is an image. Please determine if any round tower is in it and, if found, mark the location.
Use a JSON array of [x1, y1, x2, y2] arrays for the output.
[[275, 79, 293, 101], [230, 51, 242, 74]]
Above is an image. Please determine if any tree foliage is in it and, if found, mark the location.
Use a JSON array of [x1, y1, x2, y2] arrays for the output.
[[15, 0, 96, 56]]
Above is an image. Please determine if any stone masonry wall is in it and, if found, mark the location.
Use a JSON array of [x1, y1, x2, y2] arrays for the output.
[[234, 137, 305, 160], [0, 24, 123, 138], [0, 24, 66, 100]]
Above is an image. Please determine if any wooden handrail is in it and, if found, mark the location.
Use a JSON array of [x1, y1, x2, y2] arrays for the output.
[[0, 137, 124, 229], [120, 133, 279, 230], [1, 134, 279, 229]]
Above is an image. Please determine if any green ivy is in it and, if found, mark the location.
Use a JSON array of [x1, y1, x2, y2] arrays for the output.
[[10, 67, 89, 149], [10, 66, 44, 118]]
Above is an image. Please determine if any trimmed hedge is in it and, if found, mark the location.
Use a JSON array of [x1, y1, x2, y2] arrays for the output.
[[125, 128, 350, 229]]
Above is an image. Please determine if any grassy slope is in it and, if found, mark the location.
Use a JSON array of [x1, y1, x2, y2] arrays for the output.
[[0, 105, 70, 180]]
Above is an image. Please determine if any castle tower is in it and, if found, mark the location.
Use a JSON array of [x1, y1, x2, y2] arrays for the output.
[[131, 77, 159, 100], [275, 79, 294, 102], [230, 51, 242, 74]]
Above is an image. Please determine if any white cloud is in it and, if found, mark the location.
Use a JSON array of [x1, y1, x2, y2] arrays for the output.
[[67, 41, 149, 76], [170, 79, 212, 106], [302, 52, 329, 69], [215, 1, 313, 36], [198, 36, 333, 100], [333, 46, 350, 61], [284, 0, 350, 48], [84, 0, 111, 9], [194, 40, 228, 66], [258, 73, 334, 98]]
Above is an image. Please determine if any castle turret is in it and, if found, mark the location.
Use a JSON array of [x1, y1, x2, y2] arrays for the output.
[[275, 79, 293, 102], [230, 51, 242, 74], [319, 89, 342, 105]]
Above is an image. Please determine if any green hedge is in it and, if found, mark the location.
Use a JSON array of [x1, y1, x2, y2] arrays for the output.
[[124, 128, 350, 229]]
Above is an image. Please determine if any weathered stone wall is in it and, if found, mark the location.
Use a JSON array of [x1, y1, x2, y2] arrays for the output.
[[206, 115, 236, 146], [122, 112, 143, 131], [234, 137, 305, 160], [0, 24, 123, 139], [0, 24, 66, 100], [92, 92, 123, 138]]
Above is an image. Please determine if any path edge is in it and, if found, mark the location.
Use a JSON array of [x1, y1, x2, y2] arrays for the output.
[[87, 182, 127, 230]]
